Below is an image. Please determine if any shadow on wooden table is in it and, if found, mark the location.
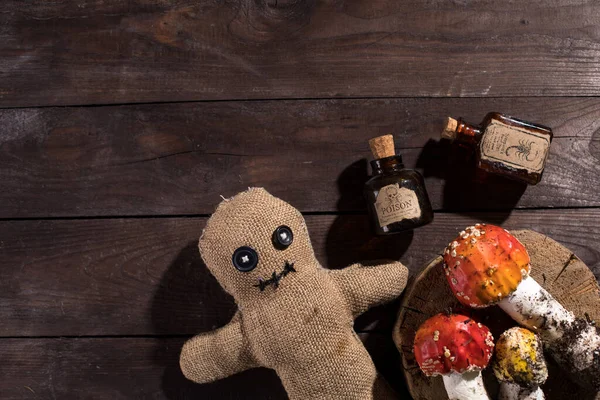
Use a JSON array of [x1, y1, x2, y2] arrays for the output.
[[151, 241, 287, 399], [361, 330, 413, 399], [327, 158, 414, 332], [328, 158, 414, 269], [334, 158, 370, 212], [417, 138, 527, 223], [324, 159, 415, 396]]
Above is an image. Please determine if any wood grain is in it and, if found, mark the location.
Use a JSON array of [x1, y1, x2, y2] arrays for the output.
[[392, 230, 600, 400], [3, 1, 600, 106], [0, 332, 406, 400], [2, 97, 600, 218], [0, 336, 287, 400], [3, 2, 599, 399], [1, 210, 598, 337]]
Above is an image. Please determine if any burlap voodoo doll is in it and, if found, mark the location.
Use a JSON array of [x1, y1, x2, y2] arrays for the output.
[[180, 188, 409, 399]]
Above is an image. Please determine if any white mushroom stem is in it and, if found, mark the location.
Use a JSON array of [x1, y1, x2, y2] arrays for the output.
[[498, 382, 544, 400], [499, 276, 574, 342], [499, 276, 600, 372], [442, 371, 490, 400]]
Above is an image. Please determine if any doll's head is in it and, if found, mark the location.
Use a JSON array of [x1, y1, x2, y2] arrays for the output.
[[199, 188, 317, 303]]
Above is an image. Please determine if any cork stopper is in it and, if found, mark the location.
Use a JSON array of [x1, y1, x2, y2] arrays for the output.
[[369, 134, 395, 159], [441, 117, 458, 140]]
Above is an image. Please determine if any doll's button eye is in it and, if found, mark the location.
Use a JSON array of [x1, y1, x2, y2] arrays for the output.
[[273, 225, 293, 249], [232, 246, 258, 272]]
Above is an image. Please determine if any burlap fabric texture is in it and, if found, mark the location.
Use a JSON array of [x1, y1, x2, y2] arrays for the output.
[[180, 188, 409, 399]]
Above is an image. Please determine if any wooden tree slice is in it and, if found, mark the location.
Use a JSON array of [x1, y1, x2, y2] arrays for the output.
[[392, 229, 600, 400]]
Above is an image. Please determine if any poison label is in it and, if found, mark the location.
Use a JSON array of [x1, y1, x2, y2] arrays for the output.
[[374, 184, 420, 227]]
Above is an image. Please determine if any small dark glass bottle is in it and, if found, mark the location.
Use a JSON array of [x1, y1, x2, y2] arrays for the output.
[[364, 135, 433, 235], [441, 112, 553, 185]]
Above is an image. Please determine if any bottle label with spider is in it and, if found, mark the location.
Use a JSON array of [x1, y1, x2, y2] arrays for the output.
[[480, 120, 550, 173], [374, 184, 421, 227]]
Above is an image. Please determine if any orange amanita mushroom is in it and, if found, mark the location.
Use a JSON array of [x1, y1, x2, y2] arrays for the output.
[[414, 313, 494, 399], [443, 224, 600, 391], [443, 224, 530, 309]]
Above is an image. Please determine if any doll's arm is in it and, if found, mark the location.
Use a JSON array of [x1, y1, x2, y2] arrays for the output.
[[179, 313, 258, 383], [330, 261, 409, 318]]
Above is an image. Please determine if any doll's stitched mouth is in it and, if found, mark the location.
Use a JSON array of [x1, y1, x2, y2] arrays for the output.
[[254, 261, 296, 291]]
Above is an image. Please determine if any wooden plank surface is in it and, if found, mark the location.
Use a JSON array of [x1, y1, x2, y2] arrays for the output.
[[1, 209, 598, 337], [0, 337, 287, 399], [3, 1, 600, 398], [2, 97, 600, 218], [3, 0, 600, 107], [0, 333, 405, 400]]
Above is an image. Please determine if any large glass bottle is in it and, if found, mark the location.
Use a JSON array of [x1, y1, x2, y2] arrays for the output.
[[441, 112, 553, 185], [364, 135, 433, 235]]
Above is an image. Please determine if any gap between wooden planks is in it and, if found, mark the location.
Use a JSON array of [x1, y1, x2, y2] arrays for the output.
[[1, 209, 598, 338], [1, 97, 600, 218]]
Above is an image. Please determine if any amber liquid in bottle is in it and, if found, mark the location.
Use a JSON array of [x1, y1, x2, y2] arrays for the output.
[[442, 112, 553, 185], [364, 135, 433, 235]]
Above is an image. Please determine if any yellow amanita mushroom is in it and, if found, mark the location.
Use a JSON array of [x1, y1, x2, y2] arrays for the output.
[[493, 327, 547, 400]]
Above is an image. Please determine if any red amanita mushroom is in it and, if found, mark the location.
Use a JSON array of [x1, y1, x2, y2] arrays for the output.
[[443, 224, 600, 390], [414, 313, 494, 399]]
